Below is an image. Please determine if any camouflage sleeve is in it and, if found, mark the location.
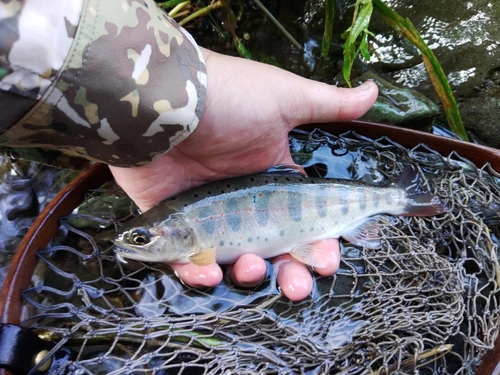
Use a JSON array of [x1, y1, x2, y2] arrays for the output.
[[0, 0, 207, 169]]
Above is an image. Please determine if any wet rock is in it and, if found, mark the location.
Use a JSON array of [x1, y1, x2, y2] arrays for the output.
[[357, 71, 439, 128], [459, 97, 500, 147]]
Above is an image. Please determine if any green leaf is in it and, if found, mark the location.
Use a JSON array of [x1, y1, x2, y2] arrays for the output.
[[359, 33, 371, 61], [341, 0, 374, 86], [235, 38, 252, 59], [321, 0, 335, 59], [156, 0, 187, 10], [349, 1, 373, 42], [0, 68, 8, 80], [342, 42, 355, 87]]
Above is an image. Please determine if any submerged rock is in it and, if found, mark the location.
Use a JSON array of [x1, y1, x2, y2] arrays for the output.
[[0, 158, 75, 287]]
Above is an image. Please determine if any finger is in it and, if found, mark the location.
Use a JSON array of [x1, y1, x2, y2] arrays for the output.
[[228, 253, 267, 287], [170, 262, 223, 288], [274, 255, 313, 301], [285, 80, 379, 128], [311, 239, 341, 276]]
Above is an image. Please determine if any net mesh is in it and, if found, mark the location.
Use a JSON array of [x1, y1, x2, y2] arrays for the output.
[[20, 129, 500, 374]]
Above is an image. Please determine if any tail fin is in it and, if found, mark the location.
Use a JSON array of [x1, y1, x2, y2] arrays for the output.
[[392, 168, 447, 217]]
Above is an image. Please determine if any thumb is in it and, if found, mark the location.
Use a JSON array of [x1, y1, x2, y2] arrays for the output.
[[284, 80, 379, 129]]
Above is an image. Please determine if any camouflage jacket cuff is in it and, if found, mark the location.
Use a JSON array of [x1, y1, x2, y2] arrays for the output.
[[0, 0, 84, 127], [0, 0, 207, 168]]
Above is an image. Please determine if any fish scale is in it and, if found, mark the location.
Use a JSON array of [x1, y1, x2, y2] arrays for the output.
[[114, 170, 446, 266]]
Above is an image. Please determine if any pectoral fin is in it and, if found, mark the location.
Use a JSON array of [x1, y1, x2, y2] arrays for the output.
[[290, 243, 328, 268], [342, 217, 381, 249], [189, 247, 216, 266]]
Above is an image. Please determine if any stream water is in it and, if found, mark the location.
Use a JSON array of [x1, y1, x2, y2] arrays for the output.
[[192, 0, 500, 144]]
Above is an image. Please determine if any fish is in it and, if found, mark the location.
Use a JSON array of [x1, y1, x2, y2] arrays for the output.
[[113, 168, 446, 267]]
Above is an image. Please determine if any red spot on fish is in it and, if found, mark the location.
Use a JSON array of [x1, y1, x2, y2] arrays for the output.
[[209, 216, 213, 220], [281, 190, 285, 194], [281, 207, 285, 211], [259, 193, 263, 197], [195, 218, 199, 223], [220, 213, 224, 217], [249, 207, 253, 212], [221, 231, 225, 235], [324, 201, 327, 205], [234, 210, 238, 214]]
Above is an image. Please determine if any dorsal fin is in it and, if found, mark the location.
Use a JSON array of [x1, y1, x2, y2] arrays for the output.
[[264, 164, 308, 177]]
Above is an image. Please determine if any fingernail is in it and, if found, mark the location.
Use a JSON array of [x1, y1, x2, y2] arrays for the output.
[[355, 81, 372, 90]]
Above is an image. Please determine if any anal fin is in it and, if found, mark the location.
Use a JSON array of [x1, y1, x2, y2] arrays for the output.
[[290, 242, 329, 268], [341, 217, 381, 249]]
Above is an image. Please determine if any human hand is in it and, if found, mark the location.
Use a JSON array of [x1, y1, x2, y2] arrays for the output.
[[110, 48, 378, 300]]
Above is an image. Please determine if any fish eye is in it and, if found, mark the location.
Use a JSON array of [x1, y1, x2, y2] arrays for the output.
[[130, 228, 151, 246]]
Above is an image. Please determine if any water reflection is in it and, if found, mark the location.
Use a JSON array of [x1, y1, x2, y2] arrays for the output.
[[367, 1, 498, 89]]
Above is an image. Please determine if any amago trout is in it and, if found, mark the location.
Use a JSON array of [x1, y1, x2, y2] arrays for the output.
[[113, 169, 446, 267]]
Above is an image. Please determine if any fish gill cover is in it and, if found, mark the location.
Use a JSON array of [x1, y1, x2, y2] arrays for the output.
[[21, 129, 500, 374]]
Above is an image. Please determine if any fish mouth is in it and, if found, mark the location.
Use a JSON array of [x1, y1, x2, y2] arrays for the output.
[[113, 245, 135, 263], [113, 244, 148, 262], [115, 253, 129, 264], [114, 244, 138, 253]]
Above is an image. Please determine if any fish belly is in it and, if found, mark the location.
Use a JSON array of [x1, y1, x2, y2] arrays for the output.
[[183, 183, 407, 264]]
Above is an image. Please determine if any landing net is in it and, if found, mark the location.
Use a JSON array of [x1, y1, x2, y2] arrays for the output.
[[22, 129, 500, 374]]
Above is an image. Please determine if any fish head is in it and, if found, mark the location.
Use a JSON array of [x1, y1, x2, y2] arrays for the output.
[[113, 217, 196, 264], [113, 226, 162, 262]]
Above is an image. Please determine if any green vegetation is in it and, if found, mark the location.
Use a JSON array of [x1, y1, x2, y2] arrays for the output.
[[339, 0, 374, 87], [321, 0, 336, 59], [155, 0, 468, 141], [322, 0, 467, 141]]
